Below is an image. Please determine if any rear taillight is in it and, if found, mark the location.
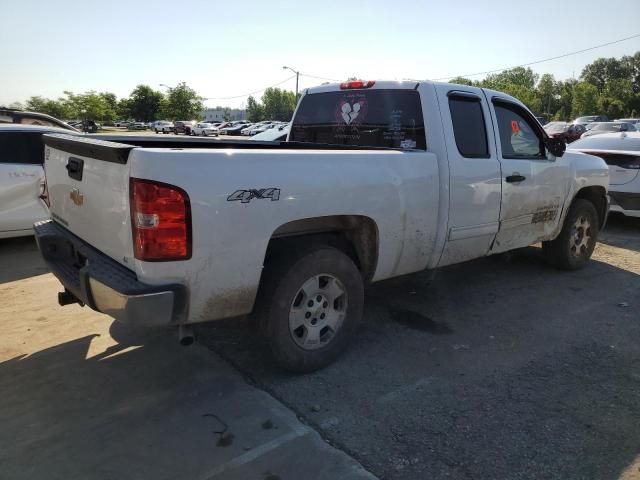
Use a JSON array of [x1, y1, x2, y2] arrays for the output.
[[340, 80, 375, 89], [130, 178, 191, 261]]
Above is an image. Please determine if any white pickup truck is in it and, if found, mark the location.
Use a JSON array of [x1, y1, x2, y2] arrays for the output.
[[35, 80, 609, 372]]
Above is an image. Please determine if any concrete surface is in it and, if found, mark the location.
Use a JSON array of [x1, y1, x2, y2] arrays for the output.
[[196, 214, 640, 480], [0, 238, 375, 480]]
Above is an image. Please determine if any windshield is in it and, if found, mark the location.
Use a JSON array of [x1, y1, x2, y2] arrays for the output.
[[544, 122, 568, 133], [290, 89, 426, 149]]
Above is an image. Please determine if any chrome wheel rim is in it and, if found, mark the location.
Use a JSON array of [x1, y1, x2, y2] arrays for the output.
[[570, 215, 592, 258], [289, 274, 347, 351]]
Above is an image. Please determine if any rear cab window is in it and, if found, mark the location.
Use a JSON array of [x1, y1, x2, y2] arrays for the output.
[[290, 89, 426, 150], [0, 132, 44, 165]]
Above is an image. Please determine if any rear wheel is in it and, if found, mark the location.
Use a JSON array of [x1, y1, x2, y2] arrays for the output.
[[257, 246, 364, 372], [202, 131, 207, 137], [542, 199, 599, 270]]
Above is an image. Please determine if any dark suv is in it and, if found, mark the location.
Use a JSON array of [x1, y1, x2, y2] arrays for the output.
[[173, 121, 195, 135]]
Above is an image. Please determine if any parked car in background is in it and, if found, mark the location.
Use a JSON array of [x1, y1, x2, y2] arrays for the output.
[[534, 115, 548, 126], [223, 122, 252, 136], [580, 122, 636, 138], [174, 121, 195, 135], [242, 121, 273, 136], [0, 108, 79, 132], [153, 121, 174, 133], [573, 115, 609, 126], [127, 122, 147, 130], [115, 121, 131, 128], [192, 122, 219, 136], [615, 118, 640, 125], [251, 123, 290, 141], [251, 122, 281, 135], [569, 132, 640, 218], [0, 124, 77, 239], [544, 122, 586, 143]]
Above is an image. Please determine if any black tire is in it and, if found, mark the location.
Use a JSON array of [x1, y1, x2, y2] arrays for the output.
[[256, 246, 364, 373], [155, 129, 159, 134], [542, 199, 599, 270]]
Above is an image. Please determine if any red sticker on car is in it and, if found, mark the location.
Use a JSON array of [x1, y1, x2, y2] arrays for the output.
[[511, 120, 520, 133]]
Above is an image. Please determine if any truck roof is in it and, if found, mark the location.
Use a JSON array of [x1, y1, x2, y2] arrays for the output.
[[304, 80, 526, 110]]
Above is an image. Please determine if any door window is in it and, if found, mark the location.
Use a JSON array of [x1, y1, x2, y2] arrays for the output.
[[493, 101, 545, 159], [448, 94, 489, 158]]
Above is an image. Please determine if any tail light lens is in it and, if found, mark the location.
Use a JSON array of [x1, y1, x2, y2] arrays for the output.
[[130, 178, 191, 261], [340, 80, 375, 89]]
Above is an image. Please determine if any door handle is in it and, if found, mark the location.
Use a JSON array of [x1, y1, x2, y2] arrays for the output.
[[506, 174, 526, 183]]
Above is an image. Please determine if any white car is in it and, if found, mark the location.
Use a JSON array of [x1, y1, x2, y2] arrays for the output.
[[0, 124, 75, 239], [251, 123, 290, 141], [37, 80, 608, 371], [580, 122, 636, 139], [242, 121, 273, 136], [569, 132, 640, 218], [154, 121, 174, 134], [191, 122, 219, 137]]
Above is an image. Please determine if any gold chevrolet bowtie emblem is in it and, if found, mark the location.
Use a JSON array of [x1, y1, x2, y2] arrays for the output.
[[70, 188, 84, 206]]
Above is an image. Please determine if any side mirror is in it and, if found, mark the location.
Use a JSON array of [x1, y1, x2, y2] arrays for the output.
[[545, 136, 566, 158]]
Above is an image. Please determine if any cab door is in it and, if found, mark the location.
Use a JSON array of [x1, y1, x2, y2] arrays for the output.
[[0, 131, 48, 235], [485, 95, 570, 253], [435, 85, 502, 266]]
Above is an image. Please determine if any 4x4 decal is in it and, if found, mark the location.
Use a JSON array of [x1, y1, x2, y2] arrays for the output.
[[227, 188, 281, 204]]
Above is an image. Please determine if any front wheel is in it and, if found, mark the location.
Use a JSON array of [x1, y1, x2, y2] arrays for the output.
[[257, 246, 364, 372], [542, 199, 599, 270]]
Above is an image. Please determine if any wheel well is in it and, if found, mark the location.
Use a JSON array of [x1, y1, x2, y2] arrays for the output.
[[265, 215, 379, 281], [574, 186, 608, 228]]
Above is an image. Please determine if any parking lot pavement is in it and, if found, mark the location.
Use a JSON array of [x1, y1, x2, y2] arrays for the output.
[[196, 214, 640, 480], [0, 238, 375, 480]]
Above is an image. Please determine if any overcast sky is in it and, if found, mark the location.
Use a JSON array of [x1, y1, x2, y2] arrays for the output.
[[2, 0, 640, 109]]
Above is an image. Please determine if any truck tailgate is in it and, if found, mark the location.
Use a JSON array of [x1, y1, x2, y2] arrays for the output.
[[43, 134, 135, 266]]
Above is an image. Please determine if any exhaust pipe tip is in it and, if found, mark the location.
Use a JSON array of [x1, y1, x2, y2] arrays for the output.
[[178, 325, 195, 346]]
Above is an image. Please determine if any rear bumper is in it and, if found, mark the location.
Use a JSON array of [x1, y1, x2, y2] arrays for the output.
[[34, 220, 187, 327]]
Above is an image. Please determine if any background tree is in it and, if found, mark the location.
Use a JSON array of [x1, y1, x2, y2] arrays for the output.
[[448, 76, 476, 86], [162, 82, 203, 120], [571, 82, 599, 116], [127, 85, 164, 122], [261, 88, 297, 121], [246, 96, 264, 122]]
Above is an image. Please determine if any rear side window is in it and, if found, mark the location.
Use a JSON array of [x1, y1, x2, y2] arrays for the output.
[[448, 95, 489, 158], [0, 132, 44, 164], [290, 89, 426, 150]]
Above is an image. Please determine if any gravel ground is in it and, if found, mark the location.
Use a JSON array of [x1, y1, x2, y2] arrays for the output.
[[196, 214, 640, 480]]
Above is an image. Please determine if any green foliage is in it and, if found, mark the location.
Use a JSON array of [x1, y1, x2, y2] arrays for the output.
[[571, 82, 599, 116], [261, 88, 297, 121], [127, 85, 164, 122], [162, 82, 203, 120], [448, 77, 476, 86], [246, 96, 264, 122], [243, 88, 296, 122], [446, 52, 640, 120]]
